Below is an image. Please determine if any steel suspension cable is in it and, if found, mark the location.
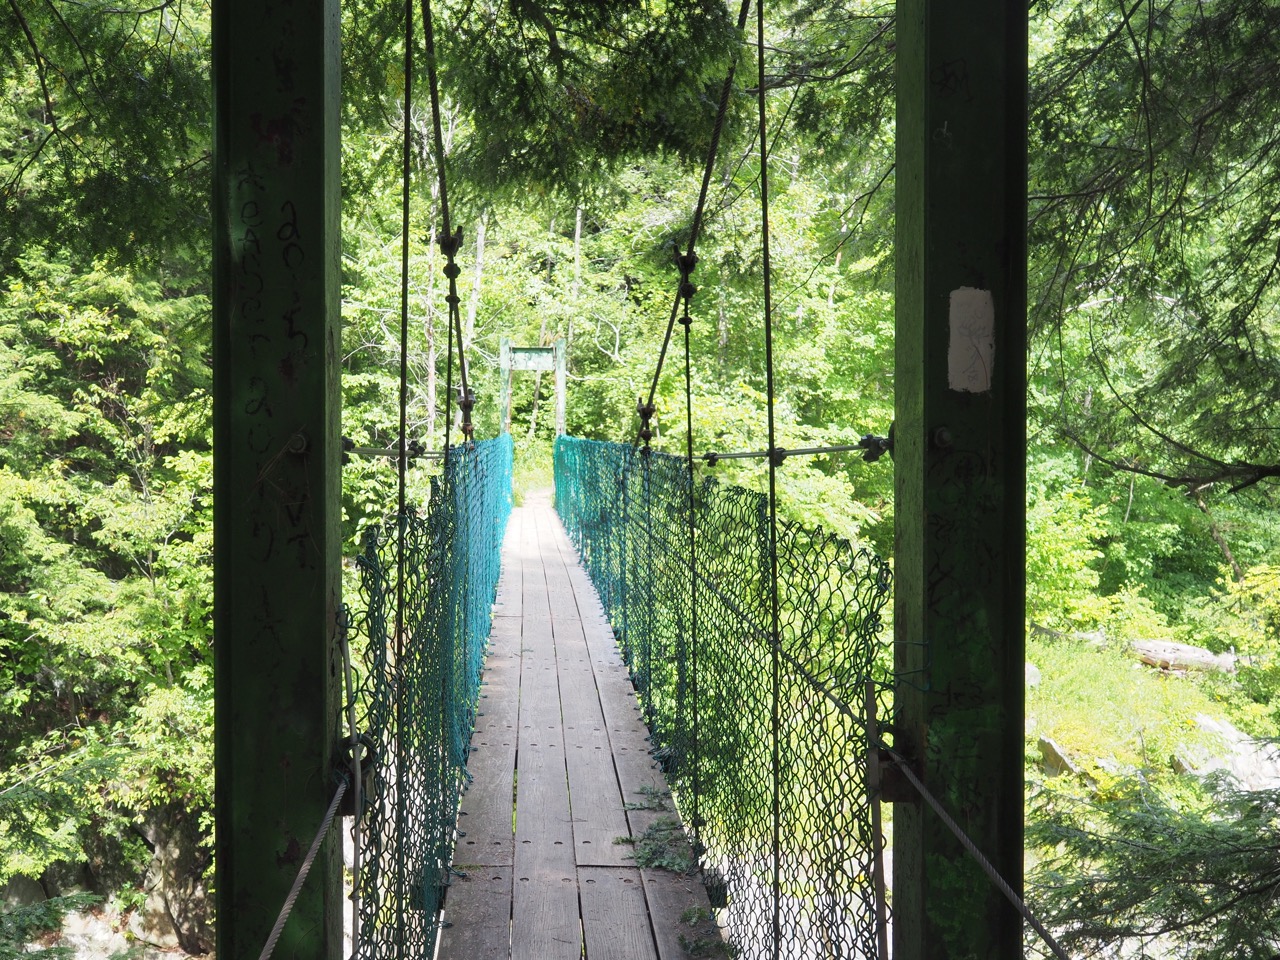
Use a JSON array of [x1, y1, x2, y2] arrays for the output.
[[636, 0, 752, 447], [417, 0, 465, 898], [880, 742, 1072, 960], [419, 0, 472, 458]]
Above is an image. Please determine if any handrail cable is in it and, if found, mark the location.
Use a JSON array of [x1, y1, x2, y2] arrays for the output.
[[346, 445, 444, 461], [879, 742, 1072, 960], [696, 437, 893, 464], [635, 0, 752, 449], [255, 621, 362, 960]]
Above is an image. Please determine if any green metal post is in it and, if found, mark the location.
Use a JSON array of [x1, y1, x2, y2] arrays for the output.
[[893, 1, 1027, 958], [212, 1, 343, 957], [553, 337, 567, 436]]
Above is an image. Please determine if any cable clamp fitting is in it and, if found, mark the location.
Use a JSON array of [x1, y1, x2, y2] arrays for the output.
[[876, 748, 920, 805], [676, 250, 698, 303], [337, 732, 379, 818], [437, 226, 463, 258], [457, 389, 476, 438], [858, 432, 894, 463]]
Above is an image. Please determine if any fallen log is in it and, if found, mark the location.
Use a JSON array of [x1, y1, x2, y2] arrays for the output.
[[1130, 639, 1236, 674]]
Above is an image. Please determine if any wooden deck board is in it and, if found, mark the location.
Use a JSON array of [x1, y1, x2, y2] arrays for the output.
[[579, 866, 659, 960], [436, 867, 512, 960], [454, 627, 518, 866], [437, 492, 724, 960]]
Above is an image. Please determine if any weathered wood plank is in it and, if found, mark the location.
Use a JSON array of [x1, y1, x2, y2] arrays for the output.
[[521, 565, 552, 626], [455, 654, 517, 865], [437, 867, 512, 960], [441, 495, 725, 960], [455, 532, 524, 867], [510, 864, 581, 960], [579, 866, 659, 960], [546, 503, 727, 959], [641, 869, 722, 960], [555, 620, 631, 866], [511, 518, 579, 960], [493, 505, 526, 620]]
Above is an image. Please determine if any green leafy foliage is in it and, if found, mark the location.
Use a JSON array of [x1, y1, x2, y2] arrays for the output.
[[0, 2, 211, 265], [439, 0, 742, 198], [0, 893, 100, 960], [1029, 778, 1280, 960], [615, 817, 697, 874], [1028, 0, 1280, 497], [0, 245, 213, 891], [1026, 461, 1108, 630]]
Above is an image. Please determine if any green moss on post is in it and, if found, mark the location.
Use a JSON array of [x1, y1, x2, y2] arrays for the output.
[[212, 1, 343, 957], [893, 1, 1028, 958]]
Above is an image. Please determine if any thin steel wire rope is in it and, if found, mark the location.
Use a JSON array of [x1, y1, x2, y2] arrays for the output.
[[679, 281, 702, 838], [257, 780, 349, 960], [420, 0, 460, 878], [394, 0, 414, 948], [256, 626, 363, 960], [882, 744, 1072, 960], [752, 2, 784, 956], [695, 440, 892, 463]]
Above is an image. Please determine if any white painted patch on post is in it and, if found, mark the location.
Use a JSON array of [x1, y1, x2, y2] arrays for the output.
[[948, 287, 995, 393]]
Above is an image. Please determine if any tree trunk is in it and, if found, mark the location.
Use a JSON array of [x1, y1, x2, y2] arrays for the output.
[[569, 205, 582, 350], [1195, 491, 1244, 583], [529, 216, 555, 439]]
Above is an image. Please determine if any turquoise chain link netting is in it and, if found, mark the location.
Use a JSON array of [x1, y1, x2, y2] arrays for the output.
[[555, 435, 893, 960], [351, 434, 512, 960]]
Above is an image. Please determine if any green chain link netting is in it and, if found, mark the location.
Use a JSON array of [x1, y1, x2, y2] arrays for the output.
[[555, 435, 893, 960], [352, 433, 512, 960]]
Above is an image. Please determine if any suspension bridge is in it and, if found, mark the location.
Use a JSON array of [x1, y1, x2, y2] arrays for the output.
[[212, 0, 1033, 957], [348, 437, 893, 959]]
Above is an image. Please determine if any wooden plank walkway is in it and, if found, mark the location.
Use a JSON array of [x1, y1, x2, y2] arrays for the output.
[[437, 492, 721, 960]]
